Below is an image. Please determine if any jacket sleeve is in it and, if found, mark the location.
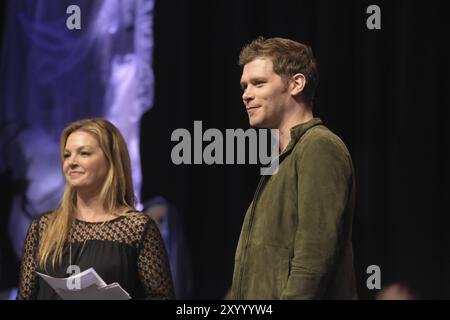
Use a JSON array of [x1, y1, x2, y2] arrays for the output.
[[17, 219, 40, 300], [281, 135, 353, 299]]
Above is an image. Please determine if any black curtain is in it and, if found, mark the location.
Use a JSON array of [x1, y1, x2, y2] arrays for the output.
[[0, 0, 20, 292], [141, 0, 450, 299]]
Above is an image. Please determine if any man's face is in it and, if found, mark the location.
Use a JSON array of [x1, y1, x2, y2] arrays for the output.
[[63, 130, 109, 193], [240, 58, 291, 128]]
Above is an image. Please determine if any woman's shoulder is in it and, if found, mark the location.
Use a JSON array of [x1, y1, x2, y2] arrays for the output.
[[120, 211, 156, 229], [31, 210, 55, 228], [25, 210, 56, 239], [116, 211, 160, 243], [122, 210, 149, 221]]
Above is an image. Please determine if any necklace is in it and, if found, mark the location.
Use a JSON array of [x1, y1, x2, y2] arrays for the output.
[[68, 210, 127, 267], [69, 239, 87, 267], [68, 219, 107, 267]]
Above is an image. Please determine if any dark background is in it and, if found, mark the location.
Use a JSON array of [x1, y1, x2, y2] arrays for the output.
[[2, 0, 450, 299]]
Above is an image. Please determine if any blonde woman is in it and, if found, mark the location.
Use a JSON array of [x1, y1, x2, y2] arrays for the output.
[[17, 118, 174, 299]]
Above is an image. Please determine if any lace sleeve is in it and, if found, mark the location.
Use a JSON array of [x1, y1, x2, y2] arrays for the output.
[[17, 219, 40, 300], [137, 218, 175, 299]]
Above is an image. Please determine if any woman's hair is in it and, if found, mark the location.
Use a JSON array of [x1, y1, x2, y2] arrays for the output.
[[38, 118, 136, 269]]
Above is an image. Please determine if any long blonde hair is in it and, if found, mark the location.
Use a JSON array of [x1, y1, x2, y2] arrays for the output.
[[38, 118, 136, 269]]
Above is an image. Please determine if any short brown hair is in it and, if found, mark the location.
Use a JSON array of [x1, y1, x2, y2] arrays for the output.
[[239, 36, 318, 103]]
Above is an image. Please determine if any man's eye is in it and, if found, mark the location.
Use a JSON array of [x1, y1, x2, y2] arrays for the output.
[[255, 81, 265, 87]]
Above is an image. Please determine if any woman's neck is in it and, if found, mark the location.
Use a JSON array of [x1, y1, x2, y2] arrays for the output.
[[75, 191, 115, 222]]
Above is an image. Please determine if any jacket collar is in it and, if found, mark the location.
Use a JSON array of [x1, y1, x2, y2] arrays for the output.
[[257, 118, 324, 180], [281, 117, 323, 156]]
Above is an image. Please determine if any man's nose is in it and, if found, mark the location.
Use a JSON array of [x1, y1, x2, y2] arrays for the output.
[[242, 88, 254, 104]]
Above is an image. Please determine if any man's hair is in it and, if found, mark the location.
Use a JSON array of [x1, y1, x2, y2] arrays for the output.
[[239, 36, 318, 104]]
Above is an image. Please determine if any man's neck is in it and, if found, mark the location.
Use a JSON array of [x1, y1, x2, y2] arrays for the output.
[[278, 107, 313, 152]]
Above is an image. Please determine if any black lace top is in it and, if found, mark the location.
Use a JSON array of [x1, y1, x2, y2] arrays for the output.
[[17, 211, 175, 300]]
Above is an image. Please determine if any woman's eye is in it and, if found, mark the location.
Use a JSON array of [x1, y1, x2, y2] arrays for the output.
[[63, 154, 70, 158], [81, 152, 90, 156]]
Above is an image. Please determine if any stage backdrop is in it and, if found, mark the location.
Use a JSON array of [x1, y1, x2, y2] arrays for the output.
[[0, 0, 154, 297]]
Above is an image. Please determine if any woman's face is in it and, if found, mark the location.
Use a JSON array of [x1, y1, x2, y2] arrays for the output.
[[63, 130, 109, 194]]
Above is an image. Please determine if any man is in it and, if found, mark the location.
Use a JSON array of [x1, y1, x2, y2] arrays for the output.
[[231, 37, 357, 299]]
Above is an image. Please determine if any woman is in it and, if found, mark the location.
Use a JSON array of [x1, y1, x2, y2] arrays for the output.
[[17, 118, 175, 299]]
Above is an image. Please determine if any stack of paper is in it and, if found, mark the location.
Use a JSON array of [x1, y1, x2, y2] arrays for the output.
[[36, 268, 131, 300]]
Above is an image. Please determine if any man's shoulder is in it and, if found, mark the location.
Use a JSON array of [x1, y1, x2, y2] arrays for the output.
[[295, 124, 351, 158]]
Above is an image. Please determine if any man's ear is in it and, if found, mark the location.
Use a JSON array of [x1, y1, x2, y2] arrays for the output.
[[290, 73, 306, 96]]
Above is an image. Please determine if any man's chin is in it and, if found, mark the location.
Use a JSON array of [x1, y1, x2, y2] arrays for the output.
[[249, 118, 263, 128]]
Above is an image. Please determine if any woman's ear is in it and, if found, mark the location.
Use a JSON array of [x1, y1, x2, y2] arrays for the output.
[[290, 73, 306, 96]]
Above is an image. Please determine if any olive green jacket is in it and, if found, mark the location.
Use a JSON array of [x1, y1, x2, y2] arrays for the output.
[[231, 118, 357, 299]]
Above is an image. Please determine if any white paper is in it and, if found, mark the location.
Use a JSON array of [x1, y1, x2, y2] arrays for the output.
[[36, 268, 131, 300]]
